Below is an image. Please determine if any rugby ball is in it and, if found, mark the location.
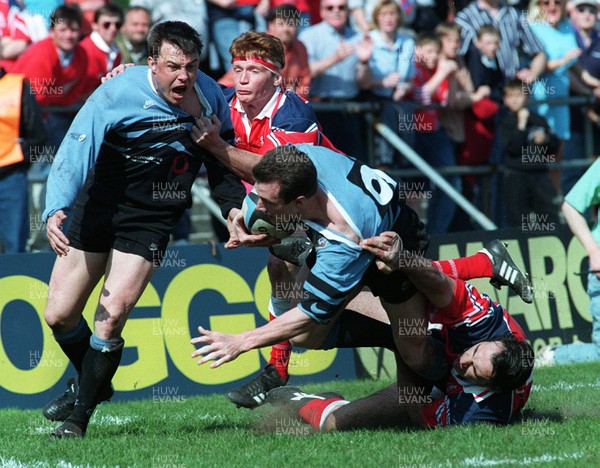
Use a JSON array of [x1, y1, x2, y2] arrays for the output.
[[241, 191, 291, 239]]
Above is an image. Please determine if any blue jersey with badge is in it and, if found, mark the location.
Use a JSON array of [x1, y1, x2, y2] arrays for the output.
[[43, 66, 244, 222], [292, 143, 401, 324]]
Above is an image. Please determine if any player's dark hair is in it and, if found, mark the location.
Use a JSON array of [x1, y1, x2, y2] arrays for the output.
[[253, 147, 318, 204], [488, 333, 534, 392], [94, 4, 124, 23], [50, 4, 83, 29], [148, 21, 204, 61]]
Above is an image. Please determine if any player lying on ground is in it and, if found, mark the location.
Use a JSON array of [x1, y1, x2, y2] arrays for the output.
[[191, 145, 533, 403], [266, 231, 534, 429]]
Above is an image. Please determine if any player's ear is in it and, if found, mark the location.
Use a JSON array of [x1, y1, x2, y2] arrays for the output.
[[148, 55, 157, 71], [274, 73, 283, 87], [294, 196, 306, 210]]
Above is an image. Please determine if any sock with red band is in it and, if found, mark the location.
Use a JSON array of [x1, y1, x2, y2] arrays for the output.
[[268, 339, 292, 382], [267, 296, 292, 381], [298, 398, 348, 431], [433, 252, 492, 280]]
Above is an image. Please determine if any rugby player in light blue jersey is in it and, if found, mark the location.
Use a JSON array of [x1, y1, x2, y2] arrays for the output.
[[42, 21, 246, 438], [190, 144, 534, 426], [191, 144, 435, 380]]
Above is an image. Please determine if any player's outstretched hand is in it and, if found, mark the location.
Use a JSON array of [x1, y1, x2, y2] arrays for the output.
[[225, 209, 277, 249], [190, 326, 245, 368], [46, 210, 70, 256], [360, 231, 402, 274], [101, 63, 134, 83]]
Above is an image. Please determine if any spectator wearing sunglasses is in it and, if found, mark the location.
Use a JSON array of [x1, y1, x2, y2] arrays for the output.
[[80, 4, 124, 97]]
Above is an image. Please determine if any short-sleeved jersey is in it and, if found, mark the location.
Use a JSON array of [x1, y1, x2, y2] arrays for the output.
[[292, 143, 401, 323], [422, 281, 532, 428], [44, 66, 245, 223]]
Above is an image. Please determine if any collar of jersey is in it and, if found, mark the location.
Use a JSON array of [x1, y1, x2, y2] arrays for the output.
[[303, 185, 363, 249], [451, 368, 495, 401], [233, 87, 283, 121], [90, 31, 120, 59]]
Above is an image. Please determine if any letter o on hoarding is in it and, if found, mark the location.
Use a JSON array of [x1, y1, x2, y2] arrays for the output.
[[0, 276, 66, 393]]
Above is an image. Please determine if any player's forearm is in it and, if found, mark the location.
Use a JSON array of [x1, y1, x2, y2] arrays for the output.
[[562, 200, 600, 257], [206, 139, 260, 183], [239, 307, 316, 350], [402, 261, 454, 309], [43, 139, 93, 220]]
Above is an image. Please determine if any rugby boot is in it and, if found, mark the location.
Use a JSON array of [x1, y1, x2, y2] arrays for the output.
[[481, 240, 533, 304], [266, 386, 344, 418], [49, 421, 85, 439], [227, 364, 287, 409], [43, 377, 114, 422]]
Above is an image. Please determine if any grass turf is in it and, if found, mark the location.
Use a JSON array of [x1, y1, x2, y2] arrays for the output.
[[1, 362, 599, 467]]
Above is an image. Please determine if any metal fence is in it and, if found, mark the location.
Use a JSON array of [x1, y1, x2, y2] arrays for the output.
[[42, 94, 598, 232], [313, 95, 598, 229]]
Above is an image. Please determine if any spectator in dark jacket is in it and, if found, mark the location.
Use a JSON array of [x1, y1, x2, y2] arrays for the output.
[[499, 79, 559, 227]]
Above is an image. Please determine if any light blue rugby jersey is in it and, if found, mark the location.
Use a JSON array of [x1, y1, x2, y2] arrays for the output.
[[43, 66, 236, 221], [292, 143, 402, 324]]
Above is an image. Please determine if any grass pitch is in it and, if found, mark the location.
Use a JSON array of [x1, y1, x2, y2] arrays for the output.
[[1, 362, 600, 467]]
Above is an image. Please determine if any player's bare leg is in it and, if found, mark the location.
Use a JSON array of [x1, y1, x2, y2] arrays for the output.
[[381, 291, 437, 379], [267, 350, 429, 432], [43, 248, 108, 422], [363, 233, 532, 303], [45, 248, 108, 334], [226, 255, 297, 409], [52, 249, 155, 438], [228, 281, 395, 409]]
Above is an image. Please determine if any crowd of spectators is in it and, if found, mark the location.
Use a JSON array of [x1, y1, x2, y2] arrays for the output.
[[1, 0, 599, 252]]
